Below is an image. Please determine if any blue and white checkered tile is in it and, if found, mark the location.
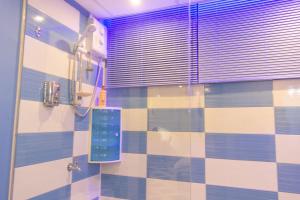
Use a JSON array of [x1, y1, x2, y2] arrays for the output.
[[107, 87, 148, 134], [146, 85, 206, 200], [13, 157, 73, 200], [25, 4, 78, 54], [273, 79, 300, 199], [101, 87, 148, 199], [204, 81, 278, 200], [204, 81, 275, 136], [13, 1, 300, 199], [12, 0, 102, 199], [205, 81, 274, 135], [72, 105, 102, 199]]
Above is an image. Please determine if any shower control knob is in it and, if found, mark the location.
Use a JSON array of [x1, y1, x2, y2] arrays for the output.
[[43, 81, 60, 107], [35, 26, 42, 38], [67, 161, 81, 172]]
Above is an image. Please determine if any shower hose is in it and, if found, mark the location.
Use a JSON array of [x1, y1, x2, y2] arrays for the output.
[[72, 51, 102, 118]]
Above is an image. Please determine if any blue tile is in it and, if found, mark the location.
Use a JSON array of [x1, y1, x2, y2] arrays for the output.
[[21, 67, 71, 104], [72, 154, 100, 183], [278, 163, 300, 194], [275, 107, 300, 135], [107, 87, 147, 108], [191, 158, 205, 183], [30, 185, 71, 200], [205, 81, 273, 108], [74, 107, 90, 131], [148, 108, 204, 132], [147, 155, 205, 183], [79, 14, 89, 36], [101, 174, 146, 200], [26, 5, 78, 53], [206, 133, 276, 162], [122, 131, 147, 154], [207, 185, 278, 200], [15, 132, 73, 167]]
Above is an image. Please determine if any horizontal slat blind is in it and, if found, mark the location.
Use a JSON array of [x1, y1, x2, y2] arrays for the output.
[[106, 5, 198, 88], [198, 0, 300, 83]]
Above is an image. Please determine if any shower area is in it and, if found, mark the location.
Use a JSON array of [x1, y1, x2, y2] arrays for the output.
[[2, 0, 300, 200]]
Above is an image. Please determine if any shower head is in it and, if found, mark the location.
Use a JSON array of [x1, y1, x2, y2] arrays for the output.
[[85, 24, 97, 34], [74, 23, 97, 51], [82, 23, 97, 39]]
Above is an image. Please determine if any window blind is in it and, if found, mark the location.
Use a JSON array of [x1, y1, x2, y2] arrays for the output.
[[198, 0, 300, 83], [106, 5, 198, 88]]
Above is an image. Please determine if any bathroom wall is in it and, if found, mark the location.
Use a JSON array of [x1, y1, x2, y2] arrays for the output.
[[102, 80, 300, 200], [203, 80, 295, 200], [102, 85, 205, 200], [12, 0, 101, 199]]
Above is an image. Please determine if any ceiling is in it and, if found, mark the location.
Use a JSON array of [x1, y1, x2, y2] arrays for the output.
[[76, 0, 205, 19]]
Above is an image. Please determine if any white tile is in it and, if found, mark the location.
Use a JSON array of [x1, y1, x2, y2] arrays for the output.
[[191, 133, 205, 158], [23, 36, 101, 80], [273, 79, 300, 106], [71, 174, 100, 200], [205, 107, 275, 134], [73, 131, 89, 157], [18, 100, 74, 133], [101, 153, 146, 178], [147, 131, 204, 157], [191, 183, 206, 200], [148, 85, 204, 108], [147, 131, 190, 157], [122, 109, 147, 131], [13, 158, 72, 200], [23, 36, 70, 79], [28, 0, 80, 32], [206, 158, 278, 191], [279, 192, 300, 200], [147, 178, 191, 200], [276, 135, 300, 164]]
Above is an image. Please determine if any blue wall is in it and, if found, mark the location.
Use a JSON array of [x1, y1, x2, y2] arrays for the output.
[[0, 0, 24, 199]]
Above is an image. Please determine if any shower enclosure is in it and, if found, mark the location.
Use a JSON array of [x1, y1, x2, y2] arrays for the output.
[[7, 0, 300, 200], [100, 1, 201, 199], [10, 0, 199, 199]]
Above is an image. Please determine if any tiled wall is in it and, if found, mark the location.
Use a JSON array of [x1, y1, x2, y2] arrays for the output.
[[10, 1, 300, 199], [103, 80, 300, 200], [12, 1, 101, 199]]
